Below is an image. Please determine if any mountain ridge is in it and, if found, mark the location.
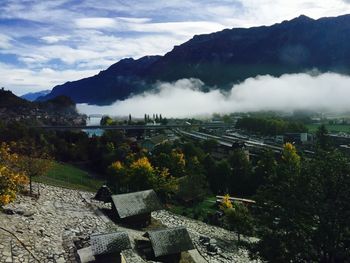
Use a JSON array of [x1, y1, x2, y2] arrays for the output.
[[40, 14, 350, 105]]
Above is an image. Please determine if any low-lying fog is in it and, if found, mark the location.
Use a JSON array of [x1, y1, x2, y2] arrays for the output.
[[77, 72, 350, 118]]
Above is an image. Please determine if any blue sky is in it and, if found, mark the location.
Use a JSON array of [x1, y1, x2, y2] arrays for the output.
[[1, 0, 350, 95]]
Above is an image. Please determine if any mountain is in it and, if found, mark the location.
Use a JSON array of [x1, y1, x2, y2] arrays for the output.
[[0, 88, 33, 108], [41, 14, 350, 105], [40, 56, 161, 105], [21, 90, 51, 101], [0, 88, 85, 125]]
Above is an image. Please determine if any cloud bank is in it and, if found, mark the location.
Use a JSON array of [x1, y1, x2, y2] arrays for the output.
[[77, 73, 350, 118]]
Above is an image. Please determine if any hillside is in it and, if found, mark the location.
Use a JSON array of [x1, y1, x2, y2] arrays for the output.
[[41, 14, 350, 105], [0, 89, 85, 125]]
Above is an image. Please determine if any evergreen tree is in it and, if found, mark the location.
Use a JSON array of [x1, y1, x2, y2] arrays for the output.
[[252, 144, 350, 262], [228, 149, 252, 196], [316, 124, 331, 150]]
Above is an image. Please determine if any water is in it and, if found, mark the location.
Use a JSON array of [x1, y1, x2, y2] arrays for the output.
[[83, 117, 104, 137]]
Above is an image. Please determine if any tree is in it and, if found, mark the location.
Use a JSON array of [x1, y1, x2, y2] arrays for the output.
[[228, 149, 252, 196], [151, 149, 186, 178], [219, 194, 233, 210], [178, 157, 208, 203], [253, 150, 277, 192], [213, 160, 231, 193], [127, 157, 154, 191], [13, 141, 53, 196], [100, 116, 114, 126], [0, 143, 28, 205], [19, 156, 52, 196], [251, 144, 350, 262], [223, 202, 254, 242], [305, 151, 350, 262], [252, 143, 309, 262], [316, 124, 331, 150], [107, 161, 127, 193]]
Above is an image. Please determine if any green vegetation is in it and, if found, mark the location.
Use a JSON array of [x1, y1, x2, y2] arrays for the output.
[[34, 162, 104, 192], [236, 116, 307, 136], [169, 196, 217, 221], [252, 141, 350, 262], [306, 123, 350, 133], [2, 117, 350, 262]]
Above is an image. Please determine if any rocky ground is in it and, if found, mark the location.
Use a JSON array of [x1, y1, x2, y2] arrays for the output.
[[0, 184, 259, 263], [152, 211, 259, 263]]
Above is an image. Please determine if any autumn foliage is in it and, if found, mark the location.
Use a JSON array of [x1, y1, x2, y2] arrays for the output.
[[0, 143, 29, 206], [220, 194, 233, 210], [108, 156, 178, 200]]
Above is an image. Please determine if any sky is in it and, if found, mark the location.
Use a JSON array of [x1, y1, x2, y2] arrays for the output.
[[2, 0, 350, 95]]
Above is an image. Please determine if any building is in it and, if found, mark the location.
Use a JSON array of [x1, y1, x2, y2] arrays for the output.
[[89, 231, 131, 262], [284, 133, 310, 144], [94, 185, 112, 203], [140, 134, 168, 151], [143, 227, 195, 262], [111, 190, 162, 227]]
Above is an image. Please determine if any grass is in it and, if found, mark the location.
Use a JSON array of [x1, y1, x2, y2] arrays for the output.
[[306, 124, 350, 134], [169, 196, 217, 221], [33, 162, 104, 192]]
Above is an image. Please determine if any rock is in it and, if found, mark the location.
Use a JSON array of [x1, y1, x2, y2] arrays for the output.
[[77, 247, 95, 263], [3, 208, 15, 215], [56, 257, 66, 263], [207, 243, 218, 253], [199, 235, 210, 244], [23, 211, 35, 217]]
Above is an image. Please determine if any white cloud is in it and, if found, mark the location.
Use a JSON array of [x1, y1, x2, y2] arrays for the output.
[[0, 63, 98, 95], [75, 17, 117, 29], [0, 34, 12, 49], [125, 21, 227, 37], [77, 73, 350, 117], [117, 17, 152, 23], [41, 35, 70, 44]]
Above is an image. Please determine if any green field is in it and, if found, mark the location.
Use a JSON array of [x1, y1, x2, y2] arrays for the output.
[[169, 196, 217, 221], [34, 162, 104, 192], [306, 124, 350, 134]]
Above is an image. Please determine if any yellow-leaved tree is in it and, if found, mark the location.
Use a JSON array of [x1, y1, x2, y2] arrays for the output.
[[282, 142, 301, 175], [0, 143, 29, 206], [108, 156, 178, 201], [220, 194, 233, 210]]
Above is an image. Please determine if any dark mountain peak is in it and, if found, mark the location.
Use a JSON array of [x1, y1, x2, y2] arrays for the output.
[[41, 14, 350, 105], [0, 88, 31, 108], [101, 55, 161, 76], [293, 14, 314, 21]]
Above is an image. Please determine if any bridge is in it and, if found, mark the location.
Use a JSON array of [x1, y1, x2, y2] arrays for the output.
[[88, 114, 108, 118], [35, 123, 232, 130]]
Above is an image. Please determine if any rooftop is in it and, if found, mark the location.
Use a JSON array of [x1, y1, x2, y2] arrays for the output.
[[147, 227, 194, 257], [90, 231, 131, 256], [111, 189, 162, 219]]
